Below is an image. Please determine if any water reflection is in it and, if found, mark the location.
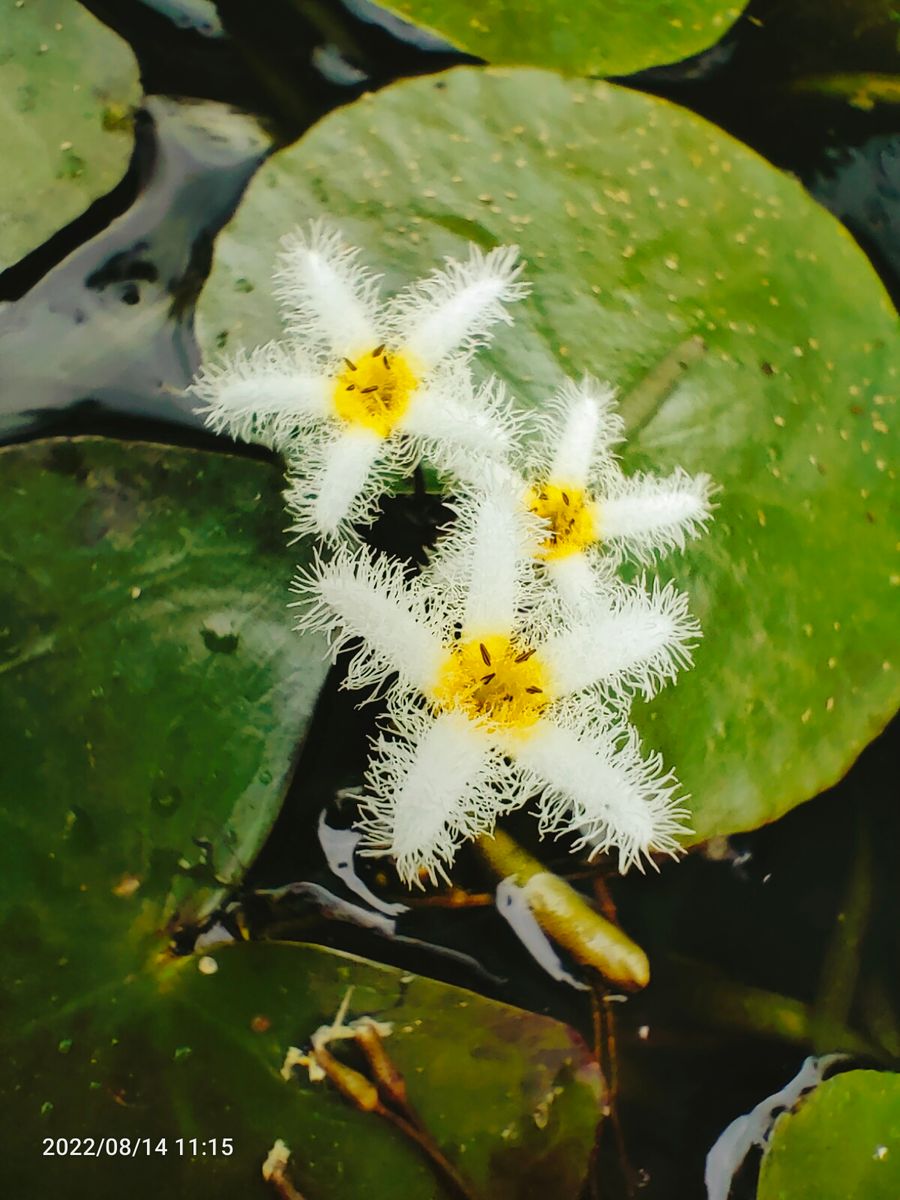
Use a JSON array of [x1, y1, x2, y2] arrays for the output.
[[0, 97, 269, 440]]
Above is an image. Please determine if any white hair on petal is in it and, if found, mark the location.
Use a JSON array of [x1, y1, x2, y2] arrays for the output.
[[543, 553, 617, 615], [597, 467, 715, 563], [519, 376, 624, 480], [311, 427, 383, 541], [403, 373, 524, 474], [282, 425, 417, 544], [548, 377, 622, 485], [188, 342, 329, 448], [521, 719, 691, 873], [464, 489, 541, 636], [357, 703, 532, 887], [540, 576, 701, 700], [290, 545, 444, 695], [389, 243, 529, 369], [419, 485, 542, 637], [274, 220, 382, 356]]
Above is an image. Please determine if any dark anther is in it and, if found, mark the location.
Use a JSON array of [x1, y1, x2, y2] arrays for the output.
[[481, 673, 496, 684], [343, 357, 357, 371], [562, 492, 570, 505], [372, 343, 385, 357], [345, 383, 356, 391], [361, 385, 379, 394], [525, 686, 544, 694], [514, 648, 536, 662], [479, 642, 492, 665], [383, 355, 390, 368]]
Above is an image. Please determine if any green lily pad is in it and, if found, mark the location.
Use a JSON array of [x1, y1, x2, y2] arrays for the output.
[[197, 67, 899, 847], [380, 0, 743, 78], [0, 435, 600, 1197], [5, 940, 600, 1197], [758, 1070, 900, 1199], [0, 435, 327, 941], [0, 0, 139, 267]]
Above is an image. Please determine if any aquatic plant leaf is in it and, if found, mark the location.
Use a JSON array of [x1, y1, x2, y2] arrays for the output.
[[0, 436, 326, 934], [198, 67, 899, 846], [0, 436, 600, 1197], [758, 1070, 900, 1199], [379, 0, 743, 77], [0, 0, 140, 267], [5, 941, 599, 1197]]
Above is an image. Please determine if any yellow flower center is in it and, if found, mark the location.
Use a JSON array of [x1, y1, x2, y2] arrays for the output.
[[332, 345, 418, 438], [431, 634, 552, 734], [526, 481, 597, 559]]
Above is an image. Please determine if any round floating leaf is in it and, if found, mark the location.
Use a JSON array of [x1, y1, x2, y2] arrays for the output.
[[198, 67, 899, 846], [758, 1070, 900, 1199], [380, 0, 743, 78], [0, 0, 140, 267], [4, 940, 600, 1197], [0, 435, 327, 951]]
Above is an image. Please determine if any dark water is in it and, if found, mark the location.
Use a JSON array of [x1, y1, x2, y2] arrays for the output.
[[1, 3, 897, 1198]]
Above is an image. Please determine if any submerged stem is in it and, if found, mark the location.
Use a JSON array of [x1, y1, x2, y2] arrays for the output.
[[476, 828, 650, 991]]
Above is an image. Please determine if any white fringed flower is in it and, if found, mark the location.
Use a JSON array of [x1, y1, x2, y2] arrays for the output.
[[519, 377, 713, 607], [292, 490, 694, 887], [191, 222, 528, 540]]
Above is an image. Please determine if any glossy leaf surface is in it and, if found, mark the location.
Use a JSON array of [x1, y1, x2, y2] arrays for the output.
[[198, 67, 900, 845], [0, 0, 140, 265], [759, 1070, 900, 1199], [380, 0, 743, 78]]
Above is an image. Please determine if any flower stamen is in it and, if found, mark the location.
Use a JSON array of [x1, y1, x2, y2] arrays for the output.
[[431, 634, 552, 733], [333, 346, 418, 438], [526, 481, 597, 560]]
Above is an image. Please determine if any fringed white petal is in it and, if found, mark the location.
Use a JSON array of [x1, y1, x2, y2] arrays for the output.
[[390, 244, 528, 369], [540, 578, 700, 699], [274, 221, 381, 356], [516, 719, 691, 873], [520, 375, 624, 480], [444, 488, 540, 638], [356, 709, 504, 887], [400, 373, 520, 474], [597, 468, 714, 563], [283, 426, 414, 543], [189, 342, 330, 447], [313, 427, 384, 540], [548, 378, 622, 485], [291, 546, 445, 696], [545, 552, 610, 613]]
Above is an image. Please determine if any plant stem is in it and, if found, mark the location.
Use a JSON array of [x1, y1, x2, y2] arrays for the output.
[[476, 828, 650, 991]]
